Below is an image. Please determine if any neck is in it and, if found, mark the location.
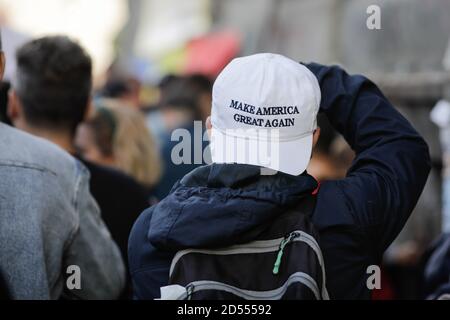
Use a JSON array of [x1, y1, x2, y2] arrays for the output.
[[22, 124, 76, 154]]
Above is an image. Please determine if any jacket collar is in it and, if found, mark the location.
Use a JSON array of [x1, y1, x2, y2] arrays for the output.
[[182, 163, 318, 192]]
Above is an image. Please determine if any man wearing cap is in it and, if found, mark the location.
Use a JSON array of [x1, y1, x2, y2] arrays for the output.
[[128, 54, 430, 299]]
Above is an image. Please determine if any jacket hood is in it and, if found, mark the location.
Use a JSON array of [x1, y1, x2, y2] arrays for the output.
[[148, 164, 318, 250]]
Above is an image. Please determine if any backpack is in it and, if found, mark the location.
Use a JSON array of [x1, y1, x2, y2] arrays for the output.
[[158, 194, 329, 300]]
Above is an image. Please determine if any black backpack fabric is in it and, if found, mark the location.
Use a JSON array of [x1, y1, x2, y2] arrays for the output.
[[159, 194, 329, 300]]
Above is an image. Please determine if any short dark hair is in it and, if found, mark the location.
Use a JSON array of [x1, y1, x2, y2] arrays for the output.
[[15, 36, 92, 134], [160, 77, 199, 113], [186, 74, 213, 95]]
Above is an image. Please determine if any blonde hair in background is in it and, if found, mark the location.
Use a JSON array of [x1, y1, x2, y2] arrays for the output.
[[98, 99, 162, 188]]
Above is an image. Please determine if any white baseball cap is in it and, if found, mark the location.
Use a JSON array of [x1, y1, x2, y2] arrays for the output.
[[210, 53, 321, 176]]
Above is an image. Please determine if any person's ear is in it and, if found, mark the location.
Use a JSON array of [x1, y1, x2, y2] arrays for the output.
[[7, 90, 23, 125], [206, 116, 212, 139], [312, 127, 321, 148], [0, 52, 5, 80], [83, 98, 94, 120]]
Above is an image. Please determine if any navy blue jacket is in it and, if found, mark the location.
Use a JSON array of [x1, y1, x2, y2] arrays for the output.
[[128, 63, 431, 299]]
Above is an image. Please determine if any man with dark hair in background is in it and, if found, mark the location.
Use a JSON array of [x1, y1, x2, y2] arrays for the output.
[[7, 37, 150, 297], [0, 32, 125, 300]]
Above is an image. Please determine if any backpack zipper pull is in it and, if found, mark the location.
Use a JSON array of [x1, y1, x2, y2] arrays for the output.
[[186, 284, 195, 300], [273, 232, 300, 275]]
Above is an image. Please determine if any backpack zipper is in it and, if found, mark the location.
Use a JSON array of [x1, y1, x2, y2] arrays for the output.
[[176, 272, 320, 300], [272, 231, 301, 275], [170, 230, 330, 299], [170, 231, 313, 276], [186, 284, 195, 300]]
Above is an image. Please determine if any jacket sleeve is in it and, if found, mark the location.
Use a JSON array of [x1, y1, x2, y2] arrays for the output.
[[64, 163, 126, 299], [305, 63, 431, 254]]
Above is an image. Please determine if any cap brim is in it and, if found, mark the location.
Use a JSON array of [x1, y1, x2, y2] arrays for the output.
[[210, 128, 313, 176]]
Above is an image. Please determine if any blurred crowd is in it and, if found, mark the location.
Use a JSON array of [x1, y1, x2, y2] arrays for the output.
[[0, 29, 449, 300], [0, 32, 222, 299]]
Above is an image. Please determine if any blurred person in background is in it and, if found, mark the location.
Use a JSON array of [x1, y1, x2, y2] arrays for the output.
[[75, 100, 162, 198], [100, 77, 142, 110], [185, 74, 213, 123], [142, 74, 183, 145], [153, 76, 209, 199], [0, 32, 125, 300], [158, 74, 182, 104], [7, 36, 149, 297]]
